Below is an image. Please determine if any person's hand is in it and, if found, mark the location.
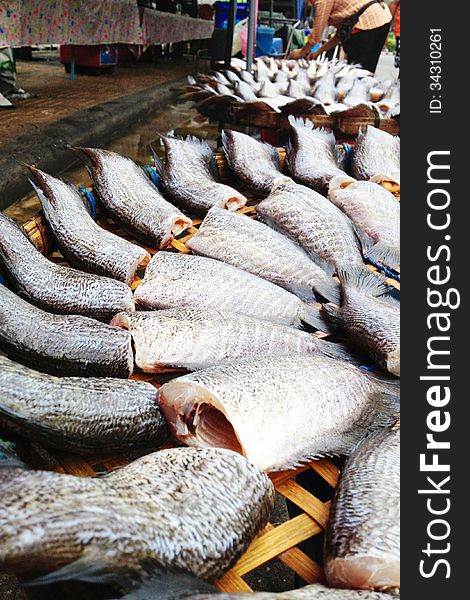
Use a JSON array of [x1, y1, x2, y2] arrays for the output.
[[288, 48, 307, 60]]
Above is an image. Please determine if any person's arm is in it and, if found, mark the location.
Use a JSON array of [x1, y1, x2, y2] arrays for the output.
[[289, 0, 333, 59], [307, 32, 340, 61]]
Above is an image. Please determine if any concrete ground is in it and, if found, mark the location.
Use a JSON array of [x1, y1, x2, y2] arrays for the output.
[[2, 57, 195, 143], [376, 50, 399, 80]]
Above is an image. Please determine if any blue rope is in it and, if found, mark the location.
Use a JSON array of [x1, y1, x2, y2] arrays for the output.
[[79, 186, 98, 221], [143, 165, 159, 188], [366, 257, 400, 282]]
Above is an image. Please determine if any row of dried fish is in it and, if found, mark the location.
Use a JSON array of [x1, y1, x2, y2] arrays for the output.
[[179, 56, 400, 118]]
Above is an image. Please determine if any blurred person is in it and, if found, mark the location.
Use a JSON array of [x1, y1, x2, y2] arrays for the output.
[[289, 0, 392, 73]]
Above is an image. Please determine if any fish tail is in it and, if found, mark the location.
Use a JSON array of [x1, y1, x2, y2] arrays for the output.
[[337, 265, 394, 299], [320, 302, 345, 333], [299, 302, 331, 332], [366, 241, 400, 270], [310, 275, 341, 305], [117, 563, 218, 600], [149, 144, 165, 187], [287, 115, 313, 130], [24, 554, 114, 587], [317, 339, 359, 363]]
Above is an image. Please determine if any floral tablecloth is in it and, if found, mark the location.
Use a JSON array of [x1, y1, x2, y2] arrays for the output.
[[142, 9, 214, 46], [0, 0, 143, 46]]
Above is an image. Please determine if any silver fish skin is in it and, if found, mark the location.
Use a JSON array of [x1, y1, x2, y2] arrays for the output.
[[351, 126, 400, 184], [329, 180, 400, 269], [158, 353, 399, 472], [119, 573, 399, 600], [0, 211, 134, 321], [27, 166, 150, 285], [75, 147, 192, 248], [287, 118, 348, 196], [324, 428, 400, 593], [313, 70, 337, 105], [334, 268, 400, 377], [0, 284, 133, 378], [0, 448, 274, 580], [186, 207, 340, 304], [154, 137, 247, 213], [133, 252, 326, 330], [111, 308, 346, 373], [343, 79, 369, 107], [257, 180, 366, 276], [221, 129, 290, 196], [234, 80, 258, 101], [0, 355, 167, 454]]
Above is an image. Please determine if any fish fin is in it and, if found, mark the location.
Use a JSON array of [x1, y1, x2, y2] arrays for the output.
[[0, 440, 28, 469], [298, 302, 333, 332], [365, 241, 400, 270], [116, 562, 218, 600], [184, 136, 220, 181], [316, 339, 360, 363], [308, 274, 341, 305], [220, 130, 233, 168], [337, 266, 394, 298], [287, 374, 399, 463], [287, 115, 314, 130], [321, 302, 345, 333], [24, 554, 115, 587]]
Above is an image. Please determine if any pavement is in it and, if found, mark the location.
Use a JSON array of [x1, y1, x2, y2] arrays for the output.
[[0, 57, 196, 210]]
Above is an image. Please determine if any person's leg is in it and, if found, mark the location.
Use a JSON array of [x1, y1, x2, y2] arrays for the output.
[[344, 23, 390, 72]]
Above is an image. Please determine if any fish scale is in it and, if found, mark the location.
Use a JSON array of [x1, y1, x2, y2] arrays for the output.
[[0, 211, 134, 321], [75, 147, 192, 248], [133, 252, 326, 329], [257, 180, 365, 275], [27, 165, 150, 285], [0, 284, 133, 378], [329, 180, 400, 269], [0, 448, 274, 581], [158, 354, 400, 472], [0, 355, 167, 454], [221, 129, 290, 196], [324, 428, 400, 593], [111, 307, 347, 373], [186, 207, 340, 304], [351, 126, 400, 184]]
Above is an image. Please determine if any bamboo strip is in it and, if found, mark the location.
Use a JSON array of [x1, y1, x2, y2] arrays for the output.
[[275, 480, 330, 528]]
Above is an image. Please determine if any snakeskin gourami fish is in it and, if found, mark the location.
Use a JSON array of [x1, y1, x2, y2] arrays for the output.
[[158, 354, 399, 472], [74, 147, 192, 248], [27, 165, 150, 285], [324, 428, 400, 593], [0, 448, 274, 581]]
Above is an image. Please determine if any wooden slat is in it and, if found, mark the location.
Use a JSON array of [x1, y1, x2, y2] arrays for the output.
[[276, 480, 330, 528], [309, 460, 341, 488], [216, 571, 253, 592], [261, 523, 323, 584], [229, 514, 322, 576]]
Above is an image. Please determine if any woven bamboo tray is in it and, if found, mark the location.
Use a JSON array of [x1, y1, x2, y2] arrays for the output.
[[5, 161, 399, 596]]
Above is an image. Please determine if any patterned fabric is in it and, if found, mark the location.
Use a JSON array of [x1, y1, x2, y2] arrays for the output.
[[142, 8, 214, 47], [0, 0, 143, 46], [308, 0, 392, 45], [0, 45, 16, 91]]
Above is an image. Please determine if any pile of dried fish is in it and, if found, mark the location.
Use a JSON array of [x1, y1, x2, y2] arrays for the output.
[[0, 112, 400, 596], [176, 56, 400, 119]]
